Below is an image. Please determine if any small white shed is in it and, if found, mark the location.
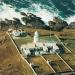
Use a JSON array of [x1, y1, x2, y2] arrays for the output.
[[12, 30, 21, 37]]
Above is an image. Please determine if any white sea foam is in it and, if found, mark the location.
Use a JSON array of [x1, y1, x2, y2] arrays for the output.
[[0, 3, 25, 25], [0, 2, 75, 25], [20, 3, 59, 25], [66, 15, 75, 24], [72, 0, 75, 5]]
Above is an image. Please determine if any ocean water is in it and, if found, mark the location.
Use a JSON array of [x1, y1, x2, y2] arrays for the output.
[[0, 0, 75, 24]]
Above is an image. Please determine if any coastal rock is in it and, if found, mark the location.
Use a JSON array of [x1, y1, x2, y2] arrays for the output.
[[49, 17, 68, 31], [20, 12, 27, 16], [0, 13, 69, 31], [13, 18, 22, 29], [67, 22, 75, 29], [0, 20, 8, 30], [0, 18, 22, 30], [21, 13, 49, 29]]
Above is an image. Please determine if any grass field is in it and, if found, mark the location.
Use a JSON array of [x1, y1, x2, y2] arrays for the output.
[[43, 54, 71, 72], [40, 35, 60, 43], [27, 56, 54, 75], [14, 35, 59, 47], [60, 53, 75, 70], [23, 28, 50, 36], [65, 42, 75, 53], [0, 28, 75, 75], [13, 32, 60, 49], [14, 36, 33, 47], [59, 33, 75, 53], [0, 32, 34, 75]]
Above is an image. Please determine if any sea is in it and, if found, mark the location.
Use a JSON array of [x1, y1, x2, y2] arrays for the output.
[[0, 0, 75, 25]]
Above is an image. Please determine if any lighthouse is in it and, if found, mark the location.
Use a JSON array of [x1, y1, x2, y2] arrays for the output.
[[33, 31, 39, 43]]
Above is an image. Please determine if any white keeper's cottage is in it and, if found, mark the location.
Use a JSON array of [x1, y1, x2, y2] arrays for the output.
[[12, 30, 27, 37], [20, 31, 60, 57]]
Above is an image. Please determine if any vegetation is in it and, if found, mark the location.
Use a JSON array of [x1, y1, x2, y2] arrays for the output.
[[61, 54, 75, 70], [0, 20, 75, 74], [0, 32, 34, 75], [43, 54, 71, 72], [27, 56, 54, 74], [14, 36, 33, 47]]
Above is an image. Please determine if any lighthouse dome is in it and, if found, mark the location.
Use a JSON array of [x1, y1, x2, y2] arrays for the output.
[[34, 31, 39, 43], [34, 31, 39, 37]]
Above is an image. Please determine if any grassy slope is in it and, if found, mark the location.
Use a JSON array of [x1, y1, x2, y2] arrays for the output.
[[0, 32, 34, 75]]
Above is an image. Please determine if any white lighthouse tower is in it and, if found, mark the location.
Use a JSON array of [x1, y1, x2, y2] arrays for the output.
[[33, 31, 39, 43]]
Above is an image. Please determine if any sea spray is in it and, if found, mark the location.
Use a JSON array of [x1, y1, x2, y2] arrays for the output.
[[0, 0, 75, 25]]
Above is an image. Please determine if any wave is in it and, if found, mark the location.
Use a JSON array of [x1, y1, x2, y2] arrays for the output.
[[0, 3, 25, 25], [19, 3, 59, 25], [66, 15, 75, 24], [0, 2, 59, 25], [0, 1, 75, 25]]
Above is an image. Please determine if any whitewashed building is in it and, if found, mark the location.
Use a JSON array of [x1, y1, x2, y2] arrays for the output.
[[12, 30, 21, 37], [12, 30, 27, 37], [20, 31, 60, 57]]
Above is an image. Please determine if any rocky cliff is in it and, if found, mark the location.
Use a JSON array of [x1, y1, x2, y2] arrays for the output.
[[0, 13, 73, 31], [48, 17, 68, 31], [67, 22, 75, 29], [0, 12, 49, 30]]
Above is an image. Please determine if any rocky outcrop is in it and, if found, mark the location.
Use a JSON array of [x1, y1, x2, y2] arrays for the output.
[[0, 18, 23, 30], [0, 20, 8, 30], [21, 12, 27, 16], [0, 12, 50, 30], [13, 18, 22, 29], [67, 22, 75, 29], [49, 17, 68, 31], [0, 13, 70, 31], [21, 13, 49, 29]]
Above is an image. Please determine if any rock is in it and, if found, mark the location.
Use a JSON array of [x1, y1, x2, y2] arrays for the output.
[[20, 12, 27, 16], [48, 21, 56, 30], [13, 18, 22, 25], [0, 20, 7, 30], [0, 13, 69, 31], [48, 17, 68, 31], [21, 13, 49, 29], [0, 18, 22, 30], [67, 22, 75, 29]]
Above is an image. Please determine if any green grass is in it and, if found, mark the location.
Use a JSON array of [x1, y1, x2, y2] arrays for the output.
[[61, 39, 75, 49], [14, 36, 33, 46], [60, 54, 75, 70], [66, 43, 75, 52], [15, 35, 60, 46], [40, 35, 60, 43], [67, 43, 75, 49], [61, 39, 75, 53], [14, 35, 61, 49]]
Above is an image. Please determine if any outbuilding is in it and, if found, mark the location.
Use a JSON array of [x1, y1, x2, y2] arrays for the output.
[[12, 30, 27, 37]]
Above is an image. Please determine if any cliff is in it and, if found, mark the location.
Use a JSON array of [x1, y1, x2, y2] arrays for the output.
[[0, 13, 72, 31], [48, 17, 68, 31]]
